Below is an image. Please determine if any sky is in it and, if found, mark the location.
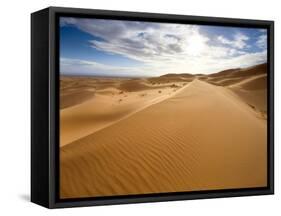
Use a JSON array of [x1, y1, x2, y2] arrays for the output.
[[60, 17, 267, 77]]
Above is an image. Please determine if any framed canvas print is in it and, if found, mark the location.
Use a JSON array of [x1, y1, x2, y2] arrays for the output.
[[31, 7, 274, 208]]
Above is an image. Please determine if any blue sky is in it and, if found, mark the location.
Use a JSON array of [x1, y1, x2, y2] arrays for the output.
[[60, 17, 267, 77]]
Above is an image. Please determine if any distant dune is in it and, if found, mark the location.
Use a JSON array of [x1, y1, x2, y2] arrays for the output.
[[60, 64, 267, 198], [201, 63, 267, 116], [207, 63, 266, 79], [160, 73, 195, 78]]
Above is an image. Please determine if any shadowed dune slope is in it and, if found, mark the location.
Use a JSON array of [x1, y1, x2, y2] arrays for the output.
[[229, 74, 267, 114], [202, 63, 267, 114], [160, 73, 194, 78], [60, 79, 267, 198], [207, 68, 241, 78], [148, 74, 194, 84], [207, 63, 266, 80], [60, 77, 118, 109], [231, 74, 267, 90], [117, 79, 173, 92], [228, 63, 267, 78], [204, 63, 267, 86], [60, 90, 95, 109]]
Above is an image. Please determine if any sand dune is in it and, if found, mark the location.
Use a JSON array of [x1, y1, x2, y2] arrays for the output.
[[204, 63, 266, 85], [60, 90, 95, 109], [206, 63, 266, 79], [229, 63, 267, 78], [201, 63, 267, 116], [229, 74, 267, 117], [60, 79, 267, 198], [207, 68, 241, 78], [60, 77, 113, 109], [228, 66, 267, 117], [148, 74, 194, 84], [60, 77, 188, 146], [230, 74, 267, 90]]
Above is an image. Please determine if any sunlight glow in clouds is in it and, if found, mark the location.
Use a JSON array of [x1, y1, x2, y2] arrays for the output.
[[60, 17, 267, 77]]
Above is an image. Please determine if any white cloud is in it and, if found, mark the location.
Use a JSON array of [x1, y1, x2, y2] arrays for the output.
[[217, 33, 249, 49], [259, 29, 267, 33], [88, 23, 209, 63], [61, 18, 267, 75], [256, 34, 267, 49]]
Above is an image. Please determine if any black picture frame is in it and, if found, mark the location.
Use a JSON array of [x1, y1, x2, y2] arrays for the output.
[[31, 6, 274, 208]]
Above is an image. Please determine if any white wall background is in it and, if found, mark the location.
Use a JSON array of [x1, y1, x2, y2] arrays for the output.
[[0, 0, 279, 214]]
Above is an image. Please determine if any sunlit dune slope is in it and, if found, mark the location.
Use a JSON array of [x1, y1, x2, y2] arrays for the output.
[[60, 77, 189, 146]]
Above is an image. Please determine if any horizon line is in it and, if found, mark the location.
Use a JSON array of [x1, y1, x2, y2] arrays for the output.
[[60, 62, 267, 79]]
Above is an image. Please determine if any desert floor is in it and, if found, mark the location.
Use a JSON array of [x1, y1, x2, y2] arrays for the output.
[[60, 63, 267, 198]]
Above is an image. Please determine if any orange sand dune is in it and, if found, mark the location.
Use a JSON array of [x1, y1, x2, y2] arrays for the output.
[[228, 63, 266, 78], [206, 63, 266, 79], [202, 63, 267, 115], [60, 77, 118, 109], [60, 78, 187, 146], [148, 74, 194, 84], [204, 63, 267, 85], [60, 79, 267, 198], [229, 74, 267, 90], [229, 74, 267, 115], [117, 79, 177, 92], [60, 89, 95, 109]]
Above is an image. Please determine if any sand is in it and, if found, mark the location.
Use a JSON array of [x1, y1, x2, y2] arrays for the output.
[[203, 63, 267, 118], [60, 78, 188, 146], [60, 63, 267, 198]]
